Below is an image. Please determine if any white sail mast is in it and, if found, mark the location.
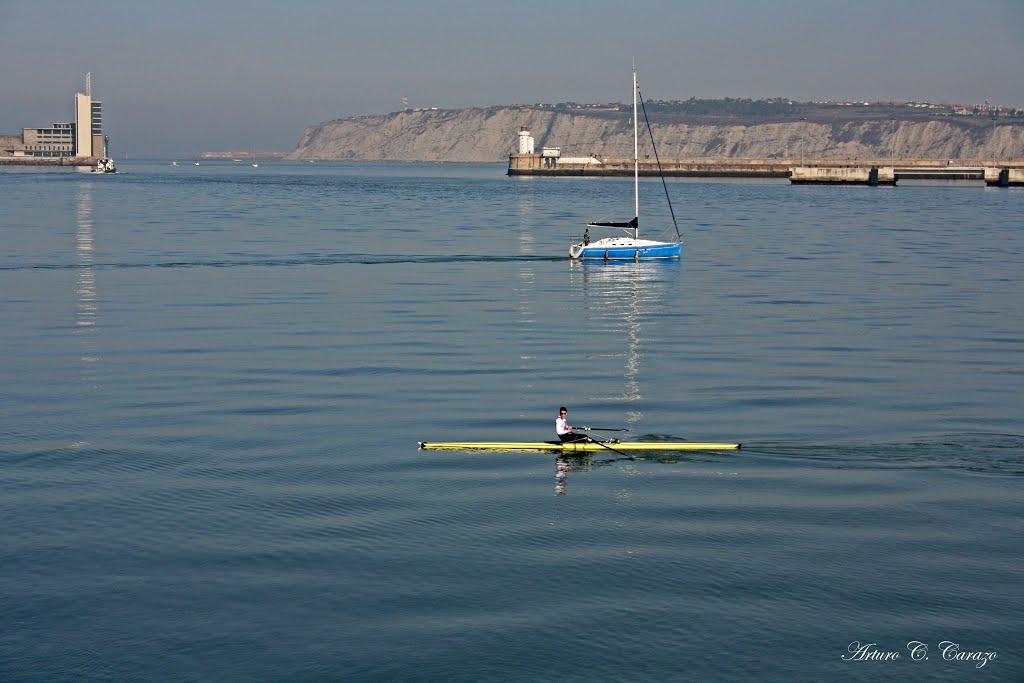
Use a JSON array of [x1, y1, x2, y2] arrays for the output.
[[633, 67, 639, 239]]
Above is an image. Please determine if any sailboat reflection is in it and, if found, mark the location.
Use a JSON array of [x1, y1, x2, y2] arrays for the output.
[[76, 183, 100, 386], [556, 259, 683, 494], [570, 259, 680, 407]]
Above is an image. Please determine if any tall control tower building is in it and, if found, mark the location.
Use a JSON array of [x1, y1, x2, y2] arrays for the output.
[[74, 73, 103, 157]]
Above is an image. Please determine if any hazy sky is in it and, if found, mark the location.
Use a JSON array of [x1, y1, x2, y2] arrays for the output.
[[2, 0, 1022, 156]]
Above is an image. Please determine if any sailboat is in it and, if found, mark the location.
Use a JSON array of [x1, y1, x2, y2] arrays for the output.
[[570, 67, 682, 260]]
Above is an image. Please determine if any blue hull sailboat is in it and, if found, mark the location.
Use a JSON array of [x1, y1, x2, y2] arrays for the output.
[[570, 68, 683, 260]]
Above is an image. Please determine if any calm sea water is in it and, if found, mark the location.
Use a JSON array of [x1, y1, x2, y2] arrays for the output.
[[2, 161, 1022, 681]]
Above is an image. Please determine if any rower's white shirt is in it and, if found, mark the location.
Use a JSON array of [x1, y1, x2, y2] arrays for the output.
[[555, 417, 570, 435]]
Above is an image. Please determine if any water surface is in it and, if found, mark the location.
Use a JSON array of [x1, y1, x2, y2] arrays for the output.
[[2, 161, 1021, 680]]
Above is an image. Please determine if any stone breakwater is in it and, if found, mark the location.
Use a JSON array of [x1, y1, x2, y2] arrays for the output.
[[508, 156, 1024, 179], [289, 107, 1024, 163], [0, 157, 101, 167]]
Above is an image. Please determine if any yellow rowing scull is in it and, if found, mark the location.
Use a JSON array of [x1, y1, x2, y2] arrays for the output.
[[418, 441, 740, 452]]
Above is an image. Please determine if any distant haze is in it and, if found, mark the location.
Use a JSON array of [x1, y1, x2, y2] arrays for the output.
[[1, 0, 1022, 157]]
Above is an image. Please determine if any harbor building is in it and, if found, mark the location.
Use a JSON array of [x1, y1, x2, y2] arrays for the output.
[[20, 122, 76, 157], [0, 74, 105, 160]]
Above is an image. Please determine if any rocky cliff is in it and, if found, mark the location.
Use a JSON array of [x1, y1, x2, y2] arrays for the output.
[[288, 106, 1024, 162]]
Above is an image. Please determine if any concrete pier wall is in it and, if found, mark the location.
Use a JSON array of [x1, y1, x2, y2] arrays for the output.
[[791, 164, 1024, 185], [789, 166, 896, 185], [508, 153, 790, 177], [0, 156, 98, 167], [984, 168, 1004, 184], [792, 166, 867, 184], [984, 168, 1024, 186], [509, 153, 1024, 180]]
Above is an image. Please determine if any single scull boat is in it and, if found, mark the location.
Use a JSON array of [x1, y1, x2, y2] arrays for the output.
[[419, 441, 740, 452]]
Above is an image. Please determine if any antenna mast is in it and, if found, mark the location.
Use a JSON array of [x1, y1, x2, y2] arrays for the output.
[[86, 72, 92, 96]]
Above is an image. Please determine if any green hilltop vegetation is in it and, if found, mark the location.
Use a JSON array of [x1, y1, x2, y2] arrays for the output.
[[507, 97, 1024, 128]]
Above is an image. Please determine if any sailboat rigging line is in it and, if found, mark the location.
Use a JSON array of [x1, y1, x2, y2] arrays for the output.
[[637, 86, 682, 242]]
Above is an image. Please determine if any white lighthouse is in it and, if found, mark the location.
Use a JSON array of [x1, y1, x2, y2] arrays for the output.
[[517, 126, 534, 154]]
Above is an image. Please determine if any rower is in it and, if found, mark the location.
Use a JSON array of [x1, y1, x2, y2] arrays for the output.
[[556, 407, 588, 443]]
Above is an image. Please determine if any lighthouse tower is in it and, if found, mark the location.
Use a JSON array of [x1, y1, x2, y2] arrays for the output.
[[517, 127, 534, 154], [508, 125, 543, 175]]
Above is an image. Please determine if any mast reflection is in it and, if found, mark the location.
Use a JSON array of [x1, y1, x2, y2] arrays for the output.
[[569, 259, 680, 421], [75, 183, 100, 386], [557, 260, 681, 494]]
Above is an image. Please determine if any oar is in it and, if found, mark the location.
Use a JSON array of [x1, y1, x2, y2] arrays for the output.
[[573, 434, 636, 460], [568, 426, 633, 458]]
